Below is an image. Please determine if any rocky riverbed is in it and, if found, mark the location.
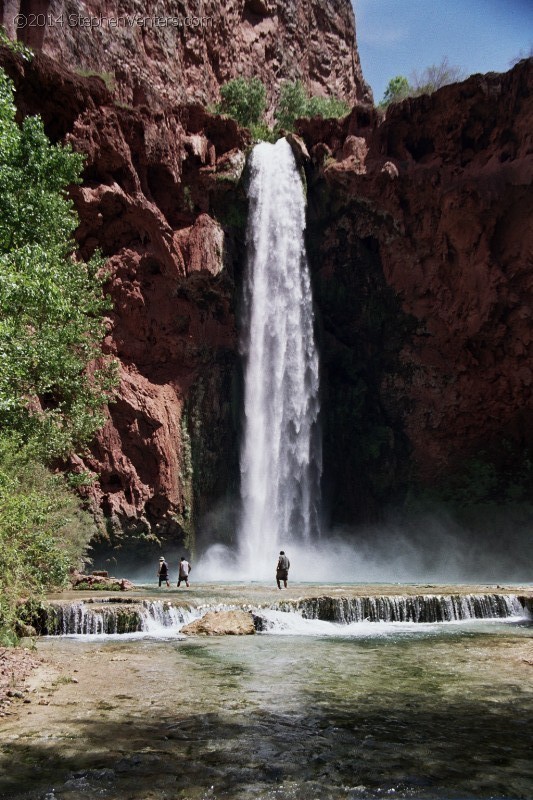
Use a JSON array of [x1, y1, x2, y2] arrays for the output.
[[1, 583, 532, 800], [0, 648, 42, 720]]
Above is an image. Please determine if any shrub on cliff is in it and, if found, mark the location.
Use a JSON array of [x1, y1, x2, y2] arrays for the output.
[[275, 80, 349, 131], [380, 58, 465, 108], [214, 77, 349, 138], [215, 77, 267, 129], [379, 75, 411, 108]]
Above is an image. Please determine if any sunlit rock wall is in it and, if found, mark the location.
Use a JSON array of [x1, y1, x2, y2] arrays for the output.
[[1, 45, 248, 552], [2, 0, 372, 111]]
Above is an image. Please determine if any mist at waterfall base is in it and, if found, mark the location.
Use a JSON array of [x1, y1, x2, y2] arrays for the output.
[[195, 511, 532, 585]]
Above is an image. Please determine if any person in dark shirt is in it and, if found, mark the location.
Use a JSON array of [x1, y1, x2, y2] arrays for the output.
[[276, 551, 290, 589], [158, 556, 170, 588]]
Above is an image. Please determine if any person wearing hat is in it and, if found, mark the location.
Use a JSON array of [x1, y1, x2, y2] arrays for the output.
[[158, 556, 170, 588]]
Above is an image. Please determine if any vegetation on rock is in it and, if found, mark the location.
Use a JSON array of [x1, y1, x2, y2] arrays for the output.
[[380, 57, 465, 107], [0, 437, 96, 644], [215, 77, 267, 128], [0, 68, 116, 643], [275, 80, 349, 131], [215, 77, 349, 139]]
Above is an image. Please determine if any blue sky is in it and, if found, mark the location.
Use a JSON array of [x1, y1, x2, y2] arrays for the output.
[[352, 0, 533, 103]]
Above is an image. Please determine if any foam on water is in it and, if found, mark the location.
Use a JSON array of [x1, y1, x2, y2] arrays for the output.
[[255, 608, 529, 638]]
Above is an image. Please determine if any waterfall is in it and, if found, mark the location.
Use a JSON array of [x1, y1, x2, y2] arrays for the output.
[[238, 138, 322, 579]]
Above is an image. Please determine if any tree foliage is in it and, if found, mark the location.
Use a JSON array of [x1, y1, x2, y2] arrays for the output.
[[214, 77, 349, 137], [275, 80, 349, 131], [380, 58, 465, 108], [274, 80, 308, 131], [0, 436, 95, 644], [0, 67, 115, 642], [379, 75, 411, 108], [215, 77, 267, 128], [0, 68, 116, 461]]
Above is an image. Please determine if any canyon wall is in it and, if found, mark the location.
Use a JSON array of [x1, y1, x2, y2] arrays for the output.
[[1, 0, 371, 111], [298, 59, 533, 523], [1, 25, 531, 556], [1, 43, 249, 555]]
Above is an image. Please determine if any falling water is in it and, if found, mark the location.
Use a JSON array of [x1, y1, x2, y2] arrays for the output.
[[238, 138, 321, 579], [41, 594, 530, 636]]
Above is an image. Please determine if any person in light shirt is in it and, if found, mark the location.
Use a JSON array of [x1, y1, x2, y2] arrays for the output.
[[276, 551, 290, 589], [178, 556, 192, 588]]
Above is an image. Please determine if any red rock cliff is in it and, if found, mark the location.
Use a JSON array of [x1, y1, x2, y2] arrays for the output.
[[0, 0, 372, 555], [2, 0, 371, 110], [1, 36, 531, 544], [1, 44, 249, 551], [298, 59, 533, 519]]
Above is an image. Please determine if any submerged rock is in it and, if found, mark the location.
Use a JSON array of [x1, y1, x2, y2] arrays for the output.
[[181, 610, 255, 636]]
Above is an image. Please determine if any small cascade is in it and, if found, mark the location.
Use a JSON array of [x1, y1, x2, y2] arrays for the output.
[[139, 601, 197, 633], [44, 601, 199, 636], [272, 594, 526, 624], [45, 602, 138, 635], [40, 594, 528, 637]]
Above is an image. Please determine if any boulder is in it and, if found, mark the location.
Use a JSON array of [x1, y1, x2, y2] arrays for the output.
[[181, 610, 255, 636]]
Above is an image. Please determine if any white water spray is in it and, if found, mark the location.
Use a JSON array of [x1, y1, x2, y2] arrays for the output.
[[237, 138, 322, 579]]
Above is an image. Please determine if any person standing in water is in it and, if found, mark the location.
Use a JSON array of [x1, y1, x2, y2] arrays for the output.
[[276, 551, 290, 589], [177, 556, 191, 588], [158, 556, 170, 588]]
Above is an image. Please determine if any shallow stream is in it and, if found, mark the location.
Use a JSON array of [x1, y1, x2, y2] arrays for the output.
[[1, 614, 532, 800]]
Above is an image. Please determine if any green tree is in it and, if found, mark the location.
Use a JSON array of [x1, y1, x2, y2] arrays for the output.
[[380, 59, 465, 108], [215, 77, 267, 128], [0, 67, 115, 642], [0, 67, 116, 460], [275, 80, 308, 131], [379, 75, 411, 108], [306, 94, 350, 120]]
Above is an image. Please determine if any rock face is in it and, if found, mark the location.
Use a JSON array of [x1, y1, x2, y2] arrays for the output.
[[298, 59, 533, 521], [2, 0, 371, 110], [181, 609, 255, 635], [1, 44, 247, 551], [69, 570, 134, 591]]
